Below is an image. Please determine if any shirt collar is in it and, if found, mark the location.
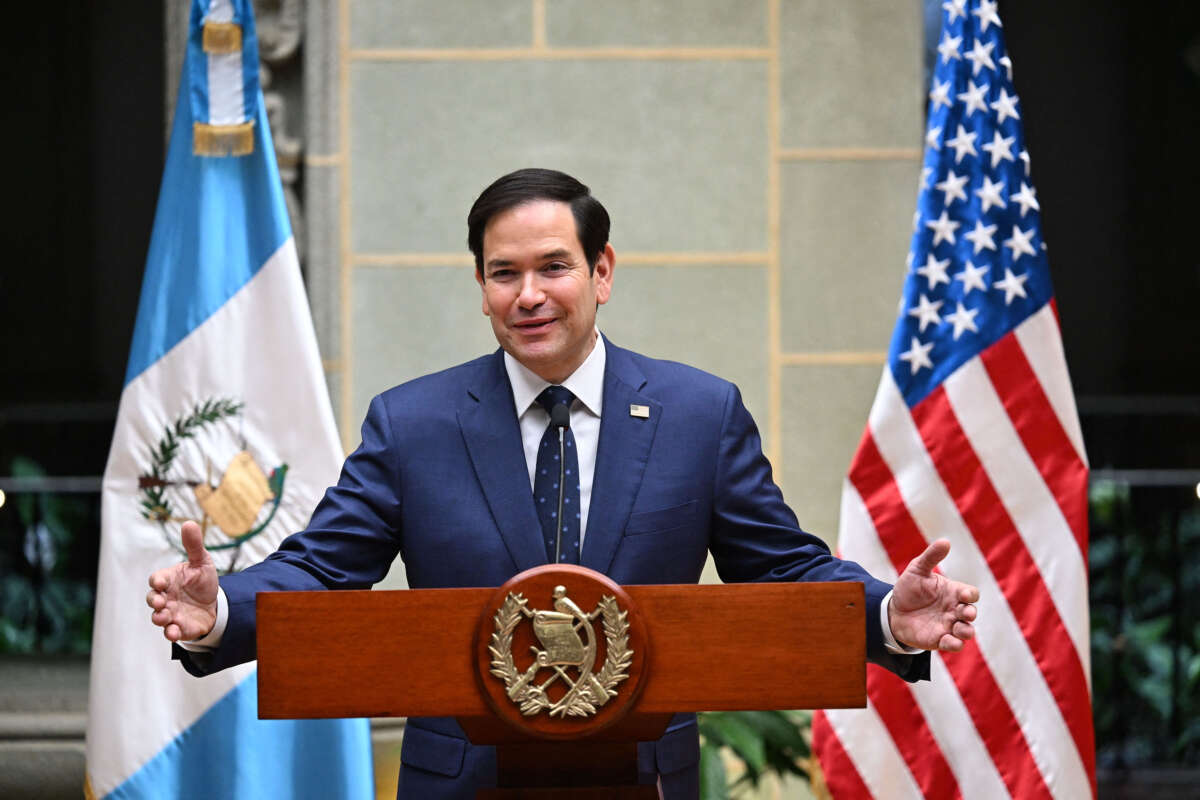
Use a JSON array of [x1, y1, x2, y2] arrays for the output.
[[504, 332, 606, 418]]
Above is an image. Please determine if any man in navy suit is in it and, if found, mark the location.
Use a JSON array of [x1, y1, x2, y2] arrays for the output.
[[148, 168, 979, 798]]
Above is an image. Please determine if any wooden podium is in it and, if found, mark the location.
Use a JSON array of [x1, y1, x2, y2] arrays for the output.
[[257, 565, 866, 798]]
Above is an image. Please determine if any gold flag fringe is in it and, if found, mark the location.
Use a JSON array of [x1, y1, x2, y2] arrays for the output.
[[202, 22, 242, 54], [193, 122, 254, 157]]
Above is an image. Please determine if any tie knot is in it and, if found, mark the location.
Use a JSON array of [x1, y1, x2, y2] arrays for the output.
[[536, 385, 575, 415]]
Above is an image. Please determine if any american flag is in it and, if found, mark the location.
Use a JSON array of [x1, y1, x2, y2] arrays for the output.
[[811, 1, 1095, 798]]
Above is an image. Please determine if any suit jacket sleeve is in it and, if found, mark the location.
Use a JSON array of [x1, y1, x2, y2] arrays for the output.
[[705, 383, 930, 682]]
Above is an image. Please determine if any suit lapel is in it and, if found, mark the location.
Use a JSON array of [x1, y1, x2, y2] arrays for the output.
[[581, 341, 661, 574], [458, 351, 546, 573]]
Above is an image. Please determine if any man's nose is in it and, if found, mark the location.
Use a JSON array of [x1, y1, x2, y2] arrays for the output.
[[517, 273, 545, 308]]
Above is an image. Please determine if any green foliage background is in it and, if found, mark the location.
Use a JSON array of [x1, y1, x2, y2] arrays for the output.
[[0, 457, 95, 654], [1089, 482, 1200, 767], [699, 710, 812, 799]]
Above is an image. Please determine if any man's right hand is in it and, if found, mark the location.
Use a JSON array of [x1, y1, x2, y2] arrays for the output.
[[146, 521, 218, 642]]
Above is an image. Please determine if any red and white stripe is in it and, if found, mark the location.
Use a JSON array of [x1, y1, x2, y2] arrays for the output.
[[814, 303, 1095, 799]]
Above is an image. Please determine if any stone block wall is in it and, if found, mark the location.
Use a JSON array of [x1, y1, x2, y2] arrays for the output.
[[301, 0, 923, 589]]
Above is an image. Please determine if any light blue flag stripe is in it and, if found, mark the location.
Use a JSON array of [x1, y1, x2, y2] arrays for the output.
[[125, 1, 283, 386], [235, 1, 260, 126], [109, 1, 375, 795], [106, 677, 373, 799], [186, 0, 211, 125]]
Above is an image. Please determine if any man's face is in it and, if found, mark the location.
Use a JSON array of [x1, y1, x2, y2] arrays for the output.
[[476, 200, 614, 384]]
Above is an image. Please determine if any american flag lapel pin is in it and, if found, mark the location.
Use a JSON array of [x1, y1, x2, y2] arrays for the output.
[[629, 404, 649, 419]]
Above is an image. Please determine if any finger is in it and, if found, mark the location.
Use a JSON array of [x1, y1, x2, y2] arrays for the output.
[[151, 608, 173, 627], [937, 633, 964, 652], [952, 620, 975, 641], [957, 603, 977, 622], [149, 569, 169, 591], [957, 583, 980, 604], [164, 623, 181, 642], [180, 521, 208, 566], [146, 590, 165, 610], [908, 538, 951, 577]]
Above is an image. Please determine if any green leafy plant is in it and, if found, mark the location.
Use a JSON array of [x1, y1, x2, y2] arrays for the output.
[[0, 456, 95, 654], [1089, 481, 1200, 767], [698, 710, 813, 799]]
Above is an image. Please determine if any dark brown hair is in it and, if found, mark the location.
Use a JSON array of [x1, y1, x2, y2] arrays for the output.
[[467, 168, 610, 277]]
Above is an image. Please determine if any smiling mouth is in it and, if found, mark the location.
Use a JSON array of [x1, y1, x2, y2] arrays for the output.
[[513, 318, 556, 334]]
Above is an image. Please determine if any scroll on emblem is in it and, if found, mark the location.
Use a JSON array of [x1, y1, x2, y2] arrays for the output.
[[488, 585, 633, 718]]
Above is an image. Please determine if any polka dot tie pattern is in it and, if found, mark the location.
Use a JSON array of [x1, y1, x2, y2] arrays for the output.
[[534, 385, 581, 564]]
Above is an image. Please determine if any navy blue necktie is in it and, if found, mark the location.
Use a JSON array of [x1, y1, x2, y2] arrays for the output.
[[534, 386, 581, 564]]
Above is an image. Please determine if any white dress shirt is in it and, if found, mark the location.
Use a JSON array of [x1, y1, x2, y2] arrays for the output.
[[504, 332, 606, 546]]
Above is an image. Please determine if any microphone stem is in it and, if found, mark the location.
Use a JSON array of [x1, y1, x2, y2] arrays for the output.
[[554, 427, 566, 563]]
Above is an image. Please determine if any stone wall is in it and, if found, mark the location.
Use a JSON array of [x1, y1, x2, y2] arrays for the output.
[[301, 0, 923, 591]]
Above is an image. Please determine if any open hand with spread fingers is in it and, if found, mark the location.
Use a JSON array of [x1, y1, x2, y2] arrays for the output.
[[888, 538, 980, 652], [146, 521, 219, 643]]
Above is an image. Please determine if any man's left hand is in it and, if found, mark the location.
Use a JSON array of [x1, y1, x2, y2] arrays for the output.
[[889, 539, 979, 652]]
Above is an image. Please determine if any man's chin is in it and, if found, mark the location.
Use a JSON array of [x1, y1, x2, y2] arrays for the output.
[[505, 345, 571, 381], [506, 328, 558, 353], [511, 348, 555, 370]]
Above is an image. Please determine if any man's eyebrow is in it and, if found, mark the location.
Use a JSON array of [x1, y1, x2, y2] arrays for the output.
[[485, 249, 573, 269]]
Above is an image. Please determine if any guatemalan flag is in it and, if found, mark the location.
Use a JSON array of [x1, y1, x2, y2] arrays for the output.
[[813, 1, 1094, 798], [85, 1, 373, 797]]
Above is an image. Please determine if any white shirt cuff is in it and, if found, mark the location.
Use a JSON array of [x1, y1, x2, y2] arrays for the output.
[[881, 589, 923, 654], [177, 586, 228, 652]]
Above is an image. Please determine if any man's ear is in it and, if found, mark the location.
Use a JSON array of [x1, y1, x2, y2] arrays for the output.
[[475, 269, 490, 316], [594, 243, 615, 306]]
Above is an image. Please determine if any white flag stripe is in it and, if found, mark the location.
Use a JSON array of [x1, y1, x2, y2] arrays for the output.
[[912, 657, 1012, 800], [207, 0, 233, 20], [1013, 304, 1088, 467], [88, 540, 252, 796], [837, 483, 1010, 800], [943, 358, 1091, 674], [205, 1, 245, 126], [868, 370, 1092, 800], [116, 240, 341, 555], [837, 478, 894, 579], [91, 431, 246, 782], [207, 53, 245, 126], [87, 242, 342, 795], [824, 700, 924, 800]]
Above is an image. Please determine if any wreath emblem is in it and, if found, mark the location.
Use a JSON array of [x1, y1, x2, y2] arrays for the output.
[[488, 585, 633, 718], [137, 397, 287, 572]]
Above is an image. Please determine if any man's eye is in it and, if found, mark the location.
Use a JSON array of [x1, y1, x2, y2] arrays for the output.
[[489, 269, 514, 279], [545, 262, 568, 272]]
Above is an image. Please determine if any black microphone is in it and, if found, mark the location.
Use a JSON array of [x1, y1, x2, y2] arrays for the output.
[[550, 401, 570, 562], [549, 402, 571, 430]]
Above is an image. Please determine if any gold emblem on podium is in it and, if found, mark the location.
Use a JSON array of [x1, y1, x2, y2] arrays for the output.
[[488, 585, 633, 718]]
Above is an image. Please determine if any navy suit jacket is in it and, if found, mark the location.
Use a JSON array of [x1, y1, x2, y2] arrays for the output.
[[177, 338, 928, 797]]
